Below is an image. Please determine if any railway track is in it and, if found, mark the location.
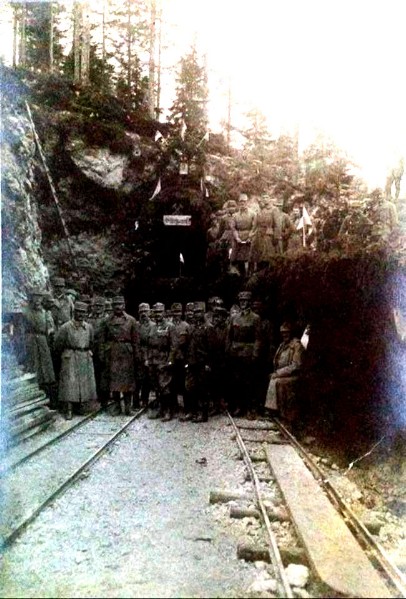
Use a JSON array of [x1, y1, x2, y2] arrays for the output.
[[226, 413, 406, 598], [1, 406, 105, 473], [0, 408, 145, 550]]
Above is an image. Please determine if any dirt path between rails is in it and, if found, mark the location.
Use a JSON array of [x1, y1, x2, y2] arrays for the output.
[[0, 415, 260, 598]]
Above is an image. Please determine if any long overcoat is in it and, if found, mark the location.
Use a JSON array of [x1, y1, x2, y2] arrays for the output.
[[101, 312, 139, 393], [249, 208, 275, 262], [23, 307, 55, 386], [265, 337, 304, 420], [230, 210, 255, 261], [55, 320, 96, 404], [146, 319, 175, 395], [51, 294, 74, 330]]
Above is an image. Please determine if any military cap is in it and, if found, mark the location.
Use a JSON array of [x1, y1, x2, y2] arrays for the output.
[[153, 302, 165, 311], [93, 297, 105, 306], [74, 301, 88, 312], [53, 277, 65, 286], [171, 302, 182, 311], [138, 302, 150, 312], [185, 302, 194, 310], [194, 301, 206, 311], [213, 306, 228, 316], [112, 295, 125, 304], [66, 288, 78, 298], [238, 193, 248, 202], [238, 291, 252, 300]]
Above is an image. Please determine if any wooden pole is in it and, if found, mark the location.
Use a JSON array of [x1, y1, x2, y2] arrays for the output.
[[25, 102, 77, 269]]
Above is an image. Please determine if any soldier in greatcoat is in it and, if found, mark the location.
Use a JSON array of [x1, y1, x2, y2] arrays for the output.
[[88, 297, 106, 409], [184, 302, 195, 325], [230, 194, 256, 277], [136, 302, 154, 408], [184, 302, 211, 422], [265, 322, 305, 422], [206, 306, 228, 415], [252, 300, 278, 415], [170, 302, 190, 418], [51, 277, 75, 330], [249, 195, 276, 271], [55, 301, 97, 420], [23, 289, 56, 403], [226, 291, 261, 417], [145, 302, 175, 421], [100, 295, 139, 415]]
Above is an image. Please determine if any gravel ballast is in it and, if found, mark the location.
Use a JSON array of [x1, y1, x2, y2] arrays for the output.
[[0, 415, 266, 598]]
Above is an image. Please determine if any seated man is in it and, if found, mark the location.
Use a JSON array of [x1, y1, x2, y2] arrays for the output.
[[265, 322, 304, 423]]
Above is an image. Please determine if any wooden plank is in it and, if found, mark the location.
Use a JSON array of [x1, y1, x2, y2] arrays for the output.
[[266, 445, 391, 598]]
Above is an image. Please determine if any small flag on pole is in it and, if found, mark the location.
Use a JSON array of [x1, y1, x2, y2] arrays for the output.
[[303, 205, 312, 226], [149, 177, 161, 201], [134, 220, 139, 230], [180, 119, 187, 140], [197, 131, 210, 148], [155, 130, 163, 142], [179, 253, 184, 264]]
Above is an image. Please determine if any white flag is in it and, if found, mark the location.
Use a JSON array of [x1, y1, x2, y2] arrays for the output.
[[155, 130, 163, 142], [179, 253, 184, 264], [303, 205, 312, 226], [197, 131, 210, 148], [296, 217, 304, 230], [180, 119, 187, 140], [134, 220, 139, 230], [149, 178, 161, 201]]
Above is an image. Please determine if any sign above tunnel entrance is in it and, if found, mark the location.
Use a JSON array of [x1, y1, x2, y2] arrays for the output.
[[163, 215, 191, 226]]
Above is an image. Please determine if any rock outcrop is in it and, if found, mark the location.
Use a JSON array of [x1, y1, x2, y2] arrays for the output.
[[2, 103, 50, 312]]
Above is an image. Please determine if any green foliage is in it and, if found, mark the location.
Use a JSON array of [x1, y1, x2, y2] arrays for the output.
[[23, 1, 64, 72], [168, 46, 209, 172], [62, 45, 115, 93]]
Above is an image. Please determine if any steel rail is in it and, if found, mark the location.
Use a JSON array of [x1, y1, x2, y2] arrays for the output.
[[1, 408, 145, 550], [2, 407, 106, 474], [274, 418, 406, 599], [227, 412, 294, 598]]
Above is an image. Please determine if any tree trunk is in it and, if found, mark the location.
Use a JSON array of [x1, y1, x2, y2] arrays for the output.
[[73, 1, 82, 84], [155, 4, 162, 119], [19, 2, 27, 67], [80, 2, 90, 85], [126, 0, 132, 98], [147, 0, 157, 118], [12, 6, 18, 68], [49, 2, 54, 72]]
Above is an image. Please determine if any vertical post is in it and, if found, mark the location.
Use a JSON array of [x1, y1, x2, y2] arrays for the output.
[[49, 2, 54, 72], [227, 78, 232, 149], [148, 0, 157, 119]]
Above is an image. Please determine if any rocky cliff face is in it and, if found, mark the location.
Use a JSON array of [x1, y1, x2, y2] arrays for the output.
[[2, 103, 50, 312]]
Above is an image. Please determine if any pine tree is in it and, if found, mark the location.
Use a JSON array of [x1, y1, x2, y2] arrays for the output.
[[107, 0, 149, 111], [169, 45, 209, 169], [21, 1, 64, 72]]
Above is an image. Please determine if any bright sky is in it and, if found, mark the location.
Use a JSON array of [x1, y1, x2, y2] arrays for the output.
[[1, 0, 405, 191], [161, 0, 406, 190]]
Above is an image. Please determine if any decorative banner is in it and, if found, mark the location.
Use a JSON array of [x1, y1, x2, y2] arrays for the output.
[[179, 161, 188, 175], [163, 215, 191, 226]]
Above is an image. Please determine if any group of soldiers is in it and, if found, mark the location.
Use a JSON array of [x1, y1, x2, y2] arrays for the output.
[[206, 188, 401, 277], [22, 277, 306, 424]]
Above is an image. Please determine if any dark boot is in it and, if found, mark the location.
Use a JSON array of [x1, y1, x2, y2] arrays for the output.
[[66, 402, 73, 420], [124, 395, 132, 416]]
